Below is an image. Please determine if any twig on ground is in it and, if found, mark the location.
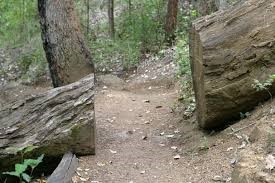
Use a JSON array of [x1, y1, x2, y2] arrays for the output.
[[229, 122, 257, 135]]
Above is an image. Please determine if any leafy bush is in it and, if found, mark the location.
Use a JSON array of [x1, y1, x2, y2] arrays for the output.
[[90, 39, 140, 71], [89, 0, 168, 71], [175, 37, 190, 76], [2, 146, 44, 183], [0, 0, 40, 47], [252, 75, 275, 99], [174, 35, 196, 116], [116, 0, 166, 53]]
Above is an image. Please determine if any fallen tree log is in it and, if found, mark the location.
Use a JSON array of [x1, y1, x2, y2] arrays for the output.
[[0, 74, 95, 172], [47, 152, 78, 183], [190, 0, 275, 129]]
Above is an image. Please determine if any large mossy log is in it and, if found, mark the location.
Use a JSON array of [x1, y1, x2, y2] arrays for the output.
[[0, 74, 95, 171], [190, 0, 275, 129]]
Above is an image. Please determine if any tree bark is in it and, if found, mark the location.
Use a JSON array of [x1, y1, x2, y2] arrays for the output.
[[47, 152, 78, 183], [128, 0, 132, 16], [108, 0, 115, 39], [0, 74, 95, 171], [38, 0, 94, 87], [86, 0, 90, 37], [164, 0, 179, 45], [190, 0, 275, 129]]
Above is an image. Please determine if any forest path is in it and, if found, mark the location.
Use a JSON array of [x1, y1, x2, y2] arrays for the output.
[[76, 76, 235, 183]]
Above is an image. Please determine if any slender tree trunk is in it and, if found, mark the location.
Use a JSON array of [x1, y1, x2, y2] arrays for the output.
[[164, 0, 179, 45], [128, 0, 132, 16], [108, 0, 115, 39], [38, 0, 94, 87], [86, 0, 90, 37]]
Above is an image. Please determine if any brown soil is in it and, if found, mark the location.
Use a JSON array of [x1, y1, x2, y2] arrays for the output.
[[75, 75, 240, 183]]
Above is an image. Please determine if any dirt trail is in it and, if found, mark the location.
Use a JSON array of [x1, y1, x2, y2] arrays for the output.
[[2, 51, 270, 182], [76, 77, 237, 183]]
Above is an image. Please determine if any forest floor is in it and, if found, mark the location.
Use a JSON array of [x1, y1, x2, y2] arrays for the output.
[[1, 50, 274, 183], [72, 57, 244, 183]]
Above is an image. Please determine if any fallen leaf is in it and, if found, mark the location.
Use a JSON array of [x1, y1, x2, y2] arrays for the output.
[[174, 129, 180, 134], [171, 146, 178, 150], [166, 134, 175, 138], [266, 154, 275, 170], [227, 147, 233, 151], [80, 177, 89, 181], [77, 168, 83, 171], [110, 149, 117, 154], [230, 158, 237, 166], [238, 141, 246, 149], [173, 154, 181, 160], [97, 162, 106, 167], [142, 135, 148, 140], [76, 171, 81, 176], [235, 134, 242, 139], [212, 175, 222, 182]]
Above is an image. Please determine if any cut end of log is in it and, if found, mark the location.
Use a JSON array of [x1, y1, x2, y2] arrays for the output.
[[190, 0, 275, 129]]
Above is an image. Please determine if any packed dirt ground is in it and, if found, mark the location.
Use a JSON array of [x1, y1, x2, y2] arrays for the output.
[[75, 58, 275, 182]]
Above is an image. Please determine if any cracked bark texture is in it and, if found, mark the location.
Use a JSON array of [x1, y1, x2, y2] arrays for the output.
[[0, 74, 95, 171], [190, 0, 275, 129], [38, 0, 94, 87]]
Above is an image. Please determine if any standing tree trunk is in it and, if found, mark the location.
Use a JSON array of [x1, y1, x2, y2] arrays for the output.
[[38, 0, 94, 87], [128, 0, 132, 14], [164, 0, 179, 45], [108, 0, 115, 39], [86, 0, 90, 37]]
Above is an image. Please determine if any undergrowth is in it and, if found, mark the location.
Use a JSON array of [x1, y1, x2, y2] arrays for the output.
[[2, 145, 44, 183]]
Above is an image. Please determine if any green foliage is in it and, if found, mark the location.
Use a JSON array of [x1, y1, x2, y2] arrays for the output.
[[175, 35, 195, 115], [2, 146, 44, 183], [240, 112, 250, 119], [177, 5, 198, 36], [90, 39, 140, 70], [0, 0, 40, 47], [175, 37, 190, 76], [18, 44, 47, 83], [252, 75, 275, 99], [117, 0, 166, 52], [198, 136, 209, 151], [89, 0, 167, 70]]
